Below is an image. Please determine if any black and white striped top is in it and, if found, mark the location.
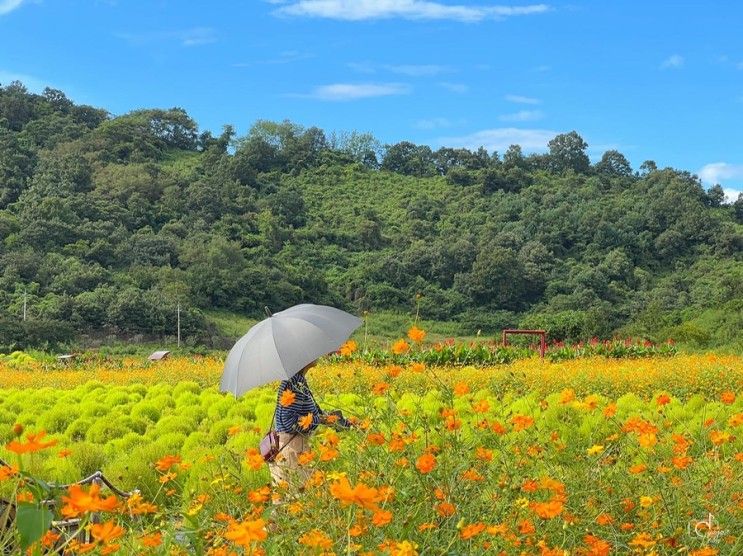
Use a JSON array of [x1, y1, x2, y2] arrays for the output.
[[274, 373, 323, 433]]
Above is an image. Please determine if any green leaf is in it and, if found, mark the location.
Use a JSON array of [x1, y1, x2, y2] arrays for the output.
[[16, 502, 53, 550]]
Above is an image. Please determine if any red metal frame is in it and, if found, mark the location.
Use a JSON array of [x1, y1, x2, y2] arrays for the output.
[[502, 329, 547, 359]]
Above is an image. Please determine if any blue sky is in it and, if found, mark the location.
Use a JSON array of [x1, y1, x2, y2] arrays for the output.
[[1, 0, 741, 200]]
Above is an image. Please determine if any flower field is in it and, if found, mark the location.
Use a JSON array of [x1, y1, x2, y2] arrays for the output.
[[1, 349, 742, 554]]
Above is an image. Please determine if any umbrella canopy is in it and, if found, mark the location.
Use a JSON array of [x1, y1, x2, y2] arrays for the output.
[[220, 304, 362, 397]]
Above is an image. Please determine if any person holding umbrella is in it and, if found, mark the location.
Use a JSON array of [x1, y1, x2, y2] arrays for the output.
[[220, 304, 362, 492], [270, 359, 352, 489]]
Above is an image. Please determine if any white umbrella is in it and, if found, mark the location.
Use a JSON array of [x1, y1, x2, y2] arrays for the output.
[[220, 304, 362, 397]]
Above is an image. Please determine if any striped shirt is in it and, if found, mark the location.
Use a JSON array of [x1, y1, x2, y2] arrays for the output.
[[275, 373, 323, 433]]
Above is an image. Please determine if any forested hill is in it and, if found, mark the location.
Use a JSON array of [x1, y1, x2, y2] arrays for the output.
[[1, 82, 741, 351]]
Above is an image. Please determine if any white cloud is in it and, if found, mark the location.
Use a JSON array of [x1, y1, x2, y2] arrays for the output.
[[698, 162, 743, 184], [233, 50, 314, 66], [383, 64, 449, 76], [0, 0, 24, 15], [439, 82, 469, 93], [414, 117, 466, 130], [661, 54, 684, 69], [296, 82, 411, 101], [274, 1, 550, 22], [699, 163, 743, 203], [499, 110, 543, 122], [505, 94, 540, 104], [116, 27, 217, 47], [438, 127, 557, 152], [722, 188, 742, 202]]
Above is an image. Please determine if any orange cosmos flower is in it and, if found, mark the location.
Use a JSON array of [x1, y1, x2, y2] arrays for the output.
[[299, 530, 333, 550], [518, 519, 535, 535], [460, 522, 486, 540], [415, 453, 436, 474], [410, 362, 425, 373], [367, 432, 386, 445], [391, 339, 410, 355], [583, 534, 611, 556], [248, 486, 271, 504], [339, 339, 358, 356], [40, 531, 61, 548], [245, 448, 265, 470], [656, 393, 671, 406], [728, 413, 743, 428], [628, 532, 655, 549], [672, 455, 693, 469], [372, 509, 393, 526], [559, 388, 575, 404], [638, 432, 657, 448], [126, 492, 158, 515], [6, 430, 58, 454], [628, 463, 647, 474], [155, 454, 181, 472], [530, 499, 564, 519], [710, 430, 732, 445], [225, 518, 268, 546], [407, 326, 426, 343], [595, 513, 614, 526], [436, 502, 456, 517], [511, 415, 535, 431], [603, 403, 617, 418], [462, 468, 483, 481], [453, 382, 470, 396], [0, 464, 18, 481], [140, 532, 163, 548], [386, 365, 403, 378], [472, 399, 490, 413], [475, 447, 493, 461], [58, 448, 72, 458], [280, 389, 296, 407], [372, 382, 390, 395], [298, 412, 314, 430], [90, 521, 124, 544], [297, 451, 315, 465], [61, 484, 119, 517], [721, 391, 735, 405], [329, 477, 382, 510], [689, 548, 719, 556]]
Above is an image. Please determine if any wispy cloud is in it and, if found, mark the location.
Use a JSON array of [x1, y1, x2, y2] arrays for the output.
[[661, 54, 684, 69], [0, 70, 48, 92], [499, 110, 543, 122], [383, 64, 450, 76], [0, 0, 25, 15], [438, 127, 557, 152], [439, 82, 469, 93], [233, 50, 314, 67], [348, 62, 452, 77], [505, 94, 541, 105], [292, 82, 411, 101], [116, 27, 217, 47], [414, 117, 466, 130], [273, 1, 551, 22]]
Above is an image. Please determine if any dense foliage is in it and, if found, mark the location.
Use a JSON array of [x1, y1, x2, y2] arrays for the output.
[[1, 82, 741, 349]]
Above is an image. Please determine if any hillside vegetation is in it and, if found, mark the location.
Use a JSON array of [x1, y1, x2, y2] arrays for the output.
[[0, 81, 741, 351]]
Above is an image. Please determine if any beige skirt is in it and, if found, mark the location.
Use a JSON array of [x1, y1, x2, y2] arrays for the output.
[[268, 432, 312, 491]]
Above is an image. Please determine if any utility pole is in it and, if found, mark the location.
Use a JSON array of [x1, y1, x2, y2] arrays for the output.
[[23, 289, 27, 322], [177, 301, 181, 348]]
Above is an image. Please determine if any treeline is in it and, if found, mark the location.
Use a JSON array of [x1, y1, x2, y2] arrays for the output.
[[0, 81, 741, 350]]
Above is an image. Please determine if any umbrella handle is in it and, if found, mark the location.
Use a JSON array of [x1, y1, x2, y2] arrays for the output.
[[264, 306, 273, 317]]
